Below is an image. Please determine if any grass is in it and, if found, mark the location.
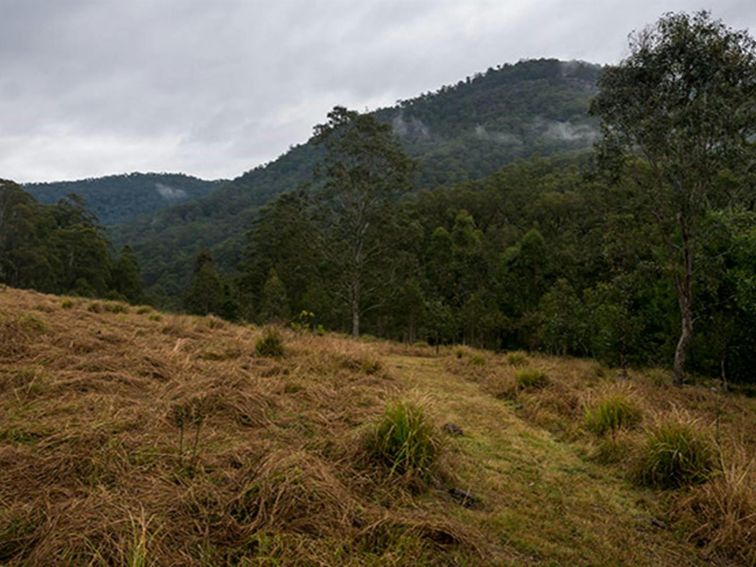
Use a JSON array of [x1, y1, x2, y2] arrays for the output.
[[584, 393, 642, 436], [365, 400, 441, 487], [514, 367, 549, 390], [635, 416, 717, 489], [255, 327, 285, 357], [0, 287, 753, 565]]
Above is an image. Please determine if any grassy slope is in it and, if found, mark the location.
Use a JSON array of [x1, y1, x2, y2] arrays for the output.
[[0, 287, 752, 566]]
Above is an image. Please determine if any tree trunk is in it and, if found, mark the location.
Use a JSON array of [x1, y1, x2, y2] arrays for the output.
[[673, 219, 694, 387], [351, 281, 360, 338]]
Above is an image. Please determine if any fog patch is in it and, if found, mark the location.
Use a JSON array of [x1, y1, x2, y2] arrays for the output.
[[474, 124, 522, 145], [155, 182, 187, 199], [541, 120, 598, 142], [392, 113, 431, 139]]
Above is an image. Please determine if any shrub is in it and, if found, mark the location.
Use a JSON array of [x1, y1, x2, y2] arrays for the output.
[[61, 299, 75, 309], [635, 418, 717, 489], [366, 401, 440, 487], [506, 351, 528, 366], [256, 327, 285, 358], [135, 306, 152, 315], [515, 368, 549, 390], [148, 314, 162, 322], [584, 394, 642, 436], [87, 302, 103, 313]]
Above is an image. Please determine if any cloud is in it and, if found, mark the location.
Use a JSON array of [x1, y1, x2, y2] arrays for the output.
[[155, 182, 187, 200], [0, 0, 754, 182]]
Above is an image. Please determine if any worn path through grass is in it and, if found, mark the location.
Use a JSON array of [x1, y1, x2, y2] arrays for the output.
[[385, 355, 708, 566]]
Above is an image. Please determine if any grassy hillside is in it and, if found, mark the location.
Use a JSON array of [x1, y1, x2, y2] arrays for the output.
[[111, 59, 600, 300], [0, 287, 753, 565], [26, 173, 223, 226]]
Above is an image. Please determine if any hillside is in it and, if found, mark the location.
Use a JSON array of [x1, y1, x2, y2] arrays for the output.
[[1, 287, 753, 565], [111, 59, 601, 300], [25, 173, 223, 226]]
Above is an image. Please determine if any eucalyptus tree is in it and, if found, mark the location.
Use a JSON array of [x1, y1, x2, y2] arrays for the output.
[[591, 11, 756, 384], [314, 106, 415, 337]]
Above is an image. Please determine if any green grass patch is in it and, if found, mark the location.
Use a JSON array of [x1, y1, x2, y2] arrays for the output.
[[635, 419, 717, 489], [365, 400, 440, 487], [584, 395, 642, 436], [515, 368, 549, 390]]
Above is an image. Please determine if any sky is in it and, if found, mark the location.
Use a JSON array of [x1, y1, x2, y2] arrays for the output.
[[1, 0, 754, 183]]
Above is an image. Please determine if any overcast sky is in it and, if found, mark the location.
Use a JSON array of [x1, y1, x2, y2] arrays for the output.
[[1, 0, 754, 183]]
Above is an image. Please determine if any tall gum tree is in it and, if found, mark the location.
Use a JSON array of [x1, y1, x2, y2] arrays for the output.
[[590, 11, 756, 385], [314, 106, 415, 337]]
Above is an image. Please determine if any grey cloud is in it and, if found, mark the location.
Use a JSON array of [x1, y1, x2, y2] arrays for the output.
[[0, 0, 754, 182]]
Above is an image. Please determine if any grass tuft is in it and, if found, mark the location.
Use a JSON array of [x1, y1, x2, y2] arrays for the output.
[[635, 416, 717, 489], [584, 394, 642, 436], [506, 351, 528, 366], [256, 327, 285, 358], [365, 400, 441, 488], [514, 367, 549, 391]]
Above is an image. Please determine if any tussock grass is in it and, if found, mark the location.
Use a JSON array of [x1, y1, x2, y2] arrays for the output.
[[365, 400, 441, 488], [514, 367, 549, 391], [506, 351, 528, 366], [635, 415, 717, 489], [672, 455, 755, 564], [255, 327, 285, 357], [584, 393, 642, 436]]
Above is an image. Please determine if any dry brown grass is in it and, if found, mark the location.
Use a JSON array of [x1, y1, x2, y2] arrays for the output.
[[1, 287, 753, 565], [0, 289, 480, 565]]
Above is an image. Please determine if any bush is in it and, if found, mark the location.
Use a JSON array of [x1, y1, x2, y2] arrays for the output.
[[61, 300, 75, 309], [256, 327, 285, 358], [635, 418, 717, 489], [515, 368, 549, 390], [366, 401, 440, 487], [103, 302, 129, 314], [584, 395, 642, 436]]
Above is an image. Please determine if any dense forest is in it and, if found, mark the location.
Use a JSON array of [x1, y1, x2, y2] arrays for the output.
[[26, 172, 222, 226], [2, 12, 754, 386], [112, 59, 601, 303], [0, 179, 143, 302]]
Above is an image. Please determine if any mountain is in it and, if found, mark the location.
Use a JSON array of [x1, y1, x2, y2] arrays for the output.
[[25, 172, 223, 226], [112, 58, 602, 302]]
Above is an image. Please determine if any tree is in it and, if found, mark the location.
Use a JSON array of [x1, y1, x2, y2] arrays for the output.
[[590, 11, 756, 384], [313, 106, 415, 337], [185, 250, 224, 316], [260, 268, 290, 323], [111, 245, 143, 303]]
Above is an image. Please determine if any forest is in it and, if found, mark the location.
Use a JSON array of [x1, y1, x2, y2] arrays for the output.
[[2, 11, 754, 386]]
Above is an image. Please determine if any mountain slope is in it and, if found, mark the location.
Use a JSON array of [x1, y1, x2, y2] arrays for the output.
[[25, 172, 223, 226], [112, 59, 601, 300], [1, 287, 751, 565]]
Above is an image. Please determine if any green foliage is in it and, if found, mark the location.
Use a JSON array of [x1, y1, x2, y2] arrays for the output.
[[259, 268, 290, 323], [184, 250, 224, 316], [635, 419, 717, 489], [255, 327, 285, 358], [584, 395, 642, 436], [115, 59, 600, 307], [0, 181, 119, 298], [26, 173, 220, 226], [366, 401, 440, 486], [514, 368, 549, 390]]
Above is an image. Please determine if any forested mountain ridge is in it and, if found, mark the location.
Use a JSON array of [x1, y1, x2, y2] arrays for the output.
[[26, 172, 222, 226], [112, 58, 601, 301]]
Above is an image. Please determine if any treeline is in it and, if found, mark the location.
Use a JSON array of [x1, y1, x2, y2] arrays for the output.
[[226, 157, 754, 383], [0, 179, 143, 303]]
